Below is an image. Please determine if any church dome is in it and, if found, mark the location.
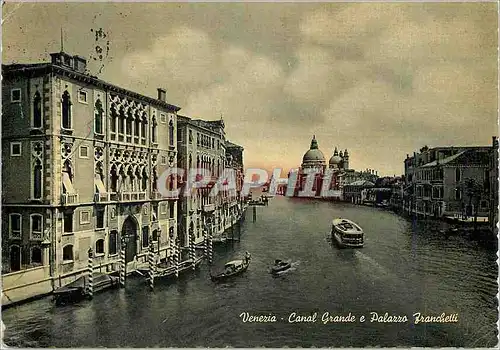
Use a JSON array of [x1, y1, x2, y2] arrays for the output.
[[329, 155, 342, 165], [302, 135, 326, 165]]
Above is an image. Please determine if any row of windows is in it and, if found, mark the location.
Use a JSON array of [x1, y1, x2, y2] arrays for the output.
[[10, 88, 175, 143], [8, 214, 43, 239], [7, 245, 43, 272], [194, 131, 220, 150]]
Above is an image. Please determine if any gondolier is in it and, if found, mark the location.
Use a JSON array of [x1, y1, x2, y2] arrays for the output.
[[244, 251, 251, 264]]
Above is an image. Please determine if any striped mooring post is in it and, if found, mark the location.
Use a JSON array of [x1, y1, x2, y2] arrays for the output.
[[207, 233, 213, 265], [174, 243, 179, 278], [204, 233, 209, 259], [87, 248, 94, 298], [189, 230, 196, 270], [148, 240, 155, 290], [119, 246, 126, 288]]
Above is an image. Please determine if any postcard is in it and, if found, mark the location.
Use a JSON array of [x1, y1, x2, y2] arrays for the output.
[[1, 1, 498, 348]]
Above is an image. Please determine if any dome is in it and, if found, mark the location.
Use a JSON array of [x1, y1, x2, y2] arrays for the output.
[[329, 155, 342, 165], [303, 149, 326, 162], [302, 135, 326, 165]]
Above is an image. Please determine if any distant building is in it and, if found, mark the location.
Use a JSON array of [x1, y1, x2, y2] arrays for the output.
[[286, 135, 348, 199], [403, 145, 491, 219]]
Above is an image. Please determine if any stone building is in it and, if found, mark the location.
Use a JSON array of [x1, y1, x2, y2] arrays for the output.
[[2, 52, 180, 304], [403, 145, 491, 219], [176, 116, 244, 247]]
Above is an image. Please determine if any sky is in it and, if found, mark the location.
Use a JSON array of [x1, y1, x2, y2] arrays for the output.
[[3, 2, 498, 176]]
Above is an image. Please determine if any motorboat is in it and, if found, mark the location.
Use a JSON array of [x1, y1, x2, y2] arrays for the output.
[[53, 273, 119, 306], [270, 259, 291, 274], [331, 218, 364, 248], [210, 254, 251, 282]]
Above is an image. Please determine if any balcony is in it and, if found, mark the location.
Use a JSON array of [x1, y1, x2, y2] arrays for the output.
[[203, 203, 216, 212], [94, 193, 110, 202], [61, 193, 79, 205], [110, 191, 147, 202]]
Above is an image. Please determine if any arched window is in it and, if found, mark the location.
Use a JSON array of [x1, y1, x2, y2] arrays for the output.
[[62, 244, 73, 261], [110, 108, 117, 133], [10, 245, 21, 271], [141, 116, 147, 145], [94, 99, 103, 134], [31, 246, 42, 264], [110, 165, 118, 193], [151, 116, 157, 143], [169, 120, 174, 146], [33, 159, 42, 199], [455, 168, 461, 182], [141, 167, 148, 191], [61, 91, 72, 129], [152, 167, 158, 192], [126, 110, 133, 136], [118, 107, 125, 134], [109, 231, 118, 255], [142, 227, 149, 248], [33, 91, 42, 128], [134, 111, 141, 140], [95, 239, 104, 254]]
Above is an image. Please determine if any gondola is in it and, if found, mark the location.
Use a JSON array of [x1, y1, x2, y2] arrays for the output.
[[270, 259, 291, 274], [210, 255, 251, 282], [53, 273, 119, 306]]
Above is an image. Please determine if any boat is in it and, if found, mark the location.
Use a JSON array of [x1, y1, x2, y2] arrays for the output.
[[210, 254, 251, 282], [270, 259, 291, 274], [53, 273, 119, 306], [331, 218, 364, 248]]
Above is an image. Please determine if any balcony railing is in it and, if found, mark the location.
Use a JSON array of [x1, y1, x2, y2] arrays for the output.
[[31, 231, 43, 240], [110, 191, 147, 202], [203, 203, 216, 212], [94, 193, 110, 202], [61, 193, 79, 205]]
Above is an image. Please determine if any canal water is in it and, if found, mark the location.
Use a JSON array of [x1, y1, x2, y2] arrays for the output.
[[3, 196, 498, 347]]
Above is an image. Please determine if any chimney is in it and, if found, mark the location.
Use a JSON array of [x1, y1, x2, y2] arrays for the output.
[[157, 88, 166, 102]]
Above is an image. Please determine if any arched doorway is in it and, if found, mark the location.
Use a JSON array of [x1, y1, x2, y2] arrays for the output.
[[122, 216, 138, 263], [10, 245, 21, 272]]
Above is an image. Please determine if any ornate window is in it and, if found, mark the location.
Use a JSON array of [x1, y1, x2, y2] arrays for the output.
[[33, 159, 43, 199], [109, 231, 118, 255], [63, 211, 73, 233], [33, 91, 42, 128], [189, 130, 193, 144], [118, 107, 125, 134], [96, 207, 105, 229], [110, 165, 118, 193], [30, 214, 43, 240], [455, 168, 461, 182], [169, 120, 174, 146], [94, 100, 104, 134], [142, 226, 149, 248], [61, 91, 72, 129], [110, 109, 117, 133], [151, 116, 158, 143], [9, 213, 22, 239]]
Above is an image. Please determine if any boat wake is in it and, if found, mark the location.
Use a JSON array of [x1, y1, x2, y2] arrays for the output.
[[354, 251, 394, 279], [271, 261, 301, 277]]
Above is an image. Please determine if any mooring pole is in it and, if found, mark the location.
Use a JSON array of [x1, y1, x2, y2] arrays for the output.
[[253, 206, 257, 222], [87, 248, 94, 298], [148, 238, 155, 290], [119, 241, 126, 288]]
